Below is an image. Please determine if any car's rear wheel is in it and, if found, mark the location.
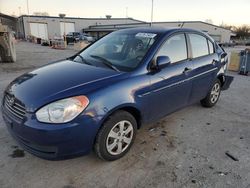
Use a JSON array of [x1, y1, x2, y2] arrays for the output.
[[94, 110, 137, 161], [201, 79, 221, 107]]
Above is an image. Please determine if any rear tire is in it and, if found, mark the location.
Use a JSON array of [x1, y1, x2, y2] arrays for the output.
[[0, 32, 16, 63], [201, 79, 221, 108], [0, 46, 5, 62], [94, 110, 137, 161]]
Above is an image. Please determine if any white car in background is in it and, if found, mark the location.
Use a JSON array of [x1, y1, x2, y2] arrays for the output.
[[82, 34, 94, 42]]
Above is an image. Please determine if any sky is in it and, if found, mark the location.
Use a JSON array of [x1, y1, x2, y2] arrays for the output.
[[0, 0, 250, 26]]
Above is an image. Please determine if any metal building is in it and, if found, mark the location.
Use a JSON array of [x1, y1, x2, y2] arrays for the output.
[[84, 21, 235, 43], [0, 13, 17, 32], [16, 15, 234, 43], [17, 15, 145, 40]]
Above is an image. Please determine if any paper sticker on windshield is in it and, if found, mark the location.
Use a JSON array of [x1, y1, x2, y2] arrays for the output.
[[136, 33, 157, 38]]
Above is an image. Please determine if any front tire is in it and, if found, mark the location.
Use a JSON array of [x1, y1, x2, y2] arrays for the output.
[[201, 79, 221, 107], [94, 111, 137, 161]]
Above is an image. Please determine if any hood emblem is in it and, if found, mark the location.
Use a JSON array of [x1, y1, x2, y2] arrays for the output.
[[9, 97, 15, 106]]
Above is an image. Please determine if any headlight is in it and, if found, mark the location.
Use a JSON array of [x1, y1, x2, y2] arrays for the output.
[[36, 96, 89, 123]]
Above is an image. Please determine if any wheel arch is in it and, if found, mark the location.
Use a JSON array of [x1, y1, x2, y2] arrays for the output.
[[217, 73, 225, 87], [118, 106, 142, 129], [92, 104, 142, 151], [100, 104, 142, 130]]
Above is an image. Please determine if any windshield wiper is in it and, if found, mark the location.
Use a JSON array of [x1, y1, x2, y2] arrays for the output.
[[90, 55, 120, 72], [74, 54, 92, 66]]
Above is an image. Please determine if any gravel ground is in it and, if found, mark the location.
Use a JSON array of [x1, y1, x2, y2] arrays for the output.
[[0, 42, 250, 188]]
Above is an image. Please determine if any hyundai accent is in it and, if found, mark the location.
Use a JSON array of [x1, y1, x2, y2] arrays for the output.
[[1, 27, 233, 161]]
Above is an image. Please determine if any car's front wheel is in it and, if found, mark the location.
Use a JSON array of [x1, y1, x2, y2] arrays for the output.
[[201, 79, 221, 107], [94, 111, 137, 161]]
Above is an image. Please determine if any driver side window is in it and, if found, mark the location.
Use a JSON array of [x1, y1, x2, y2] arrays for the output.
[[157, 34, 187, 63]]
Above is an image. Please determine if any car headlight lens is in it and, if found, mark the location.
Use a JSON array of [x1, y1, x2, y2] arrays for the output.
[[36, 96, 89, 123]]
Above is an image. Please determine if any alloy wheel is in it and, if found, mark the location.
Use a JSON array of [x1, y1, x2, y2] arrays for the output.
[[106, 120, 134, 155], [210, 83, 220, 103]]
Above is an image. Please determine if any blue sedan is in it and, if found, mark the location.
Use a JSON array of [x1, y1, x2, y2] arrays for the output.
[[1, 27, 233, 161]]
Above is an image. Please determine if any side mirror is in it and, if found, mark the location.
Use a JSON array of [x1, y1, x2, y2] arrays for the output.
[[220, 52, 228, 64], [221, 52, 227, 58], [156, 56, 171, 69]]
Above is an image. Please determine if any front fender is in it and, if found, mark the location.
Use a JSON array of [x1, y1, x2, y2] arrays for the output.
[[83, 74, 151, 128]]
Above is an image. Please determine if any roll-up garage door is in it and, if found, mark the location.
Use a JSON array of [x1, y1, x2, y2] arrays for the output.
[[60, 22, 75, 37], [30, 23, 48, 40]]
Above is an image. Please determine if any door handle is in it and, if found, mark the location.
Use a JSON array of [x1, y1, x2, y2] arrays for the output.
[[212, 59, 218, 65], [183, 67, 192, 74]]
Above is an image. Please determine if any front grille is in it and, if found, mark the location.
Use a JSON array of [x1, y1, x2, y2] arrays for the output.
[[3, 94, 26, 120]]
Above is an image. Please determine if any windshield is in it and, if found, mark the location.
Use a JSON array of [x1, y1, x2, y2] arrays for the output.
[[74, 31, 158, 71]]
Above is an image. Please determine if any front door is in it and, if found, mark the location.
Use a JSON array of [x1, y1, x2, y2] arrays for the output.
[[148, 33, 193, 121]]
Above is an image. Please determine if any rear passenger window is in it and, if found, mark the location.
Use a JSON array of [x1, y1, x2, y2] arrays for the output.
[[208, 40, 214, 54], [157, 34, 187, 63], [189, 34, 209, 58]]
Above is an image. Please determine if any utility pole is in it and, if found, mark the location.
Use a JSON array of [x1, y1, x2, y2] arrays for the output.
[[18, 7, 21, 16], [26, 0, 29, 15], [151, 0, 154, 26], [125, 7, 128, 24], [26, 0, 30, 39]]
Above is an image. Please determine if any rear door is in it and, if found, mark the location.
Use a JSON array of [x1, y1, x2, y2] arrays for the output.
[[148, 33, 193, 120], [187, 33, 219, 104]]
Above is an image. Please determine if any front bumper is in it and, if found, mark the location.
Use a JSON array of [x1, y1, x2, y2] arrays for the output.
[[1, 106, 101, 160]]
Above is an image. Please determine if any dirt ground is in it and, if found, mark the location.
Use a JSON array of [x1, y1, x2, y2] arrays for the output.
[[0, 42, 250, 188]]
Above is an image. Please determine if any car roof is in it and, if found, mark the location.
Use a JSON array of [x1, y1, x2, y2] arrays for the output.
[[117, 26, 199, 34], [116, 26, 214, 42]]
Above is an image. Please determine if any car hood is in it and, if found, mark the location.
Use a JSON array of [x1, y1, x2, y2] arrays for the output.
[[5, 60, 123, 112]]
